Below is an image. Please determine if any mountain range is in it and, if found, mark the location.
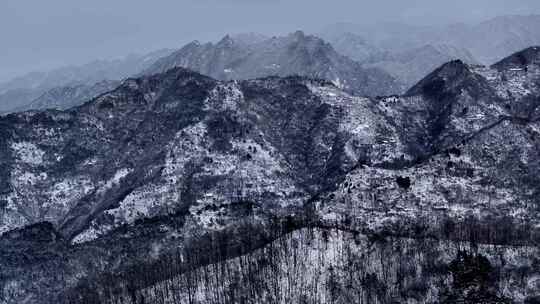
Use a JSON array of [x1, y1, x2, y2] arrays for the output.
[[0, 31, 403, 115], [0, 49, 173, 114], [1, 45, 540, 303], [322, 14, 540, 89], [143, 31, 403, 97], [2, 14, 540, 116], [322, 15, 540, 64]]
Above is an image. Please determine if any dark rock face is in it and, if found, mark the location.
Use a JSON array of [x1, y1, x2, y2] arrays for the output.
[[492, 46, 540, 71], [395, 176, 411, 189], [1, 47, 540, 303], [402, 60, 502, 157], [144, 32, 403, 97], [442, 251, 510, 304], [526, 296, 540, 304], [2, 221, 61, 244]]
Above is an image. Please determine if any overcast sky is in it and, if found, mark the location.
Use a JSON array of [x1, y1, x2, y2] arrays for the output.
[[1, 0, 539, 82]]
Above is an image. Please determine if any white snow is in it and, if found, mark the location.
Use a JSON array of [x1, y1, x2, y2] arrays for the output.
[[72, 226, 101, 244], [205, 82, 244, 111], [10, 142, 45, 165], [96, 168, 132, 194], [332, 77, 345, 89]]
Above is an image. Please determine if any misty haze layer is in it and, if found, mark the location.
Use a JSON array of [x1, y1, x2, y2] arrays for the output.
[[1, 0, 540, 81]]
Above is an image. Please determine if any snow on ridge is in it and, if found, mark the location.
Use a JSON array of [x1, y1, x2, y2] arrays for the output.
[[10, 142, 45, 165], [97, 168, 132, 195], [72, 226, 101, 244], [205, 82, 244, 112], [45, 177, 94, 211], [472, 65, 539, 100]]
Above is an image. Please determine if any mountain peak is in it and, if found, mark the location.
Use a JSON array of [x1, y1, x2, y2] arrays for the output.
[[217, 34, 235, 47], [143, 32, 401, 97], [491, 46, 540, 71], [432, 59, 469, 75], [139, 66, 215, 85], [406, 60, 472, 96], [291, 30, 306, 39], [286, 31, 328, 50]]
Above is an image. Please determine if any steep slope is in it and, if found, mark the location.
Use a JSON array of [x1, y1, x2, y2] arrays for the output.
[[0, 67, 402, 240], [492, 46, 540, 71], [144, 31, 403, 96], [403, 60, 503, 155], [0, 67, 406, 303], [120, 229, 537, 304], [1, 47, 540, 303], [320, 47, 540, 237], [476, 46, 540, 114], [10, 80, 120, 112]]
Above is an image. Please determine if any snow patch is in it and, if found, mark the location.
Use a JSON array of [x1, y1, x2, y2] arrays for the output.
[[10, 142, 45, 165]]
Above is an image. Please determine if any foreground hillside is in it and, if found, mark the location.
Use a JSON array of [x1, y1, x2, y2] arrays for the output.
[[119, 228, 539, 304], [1, 47, 540, 303]]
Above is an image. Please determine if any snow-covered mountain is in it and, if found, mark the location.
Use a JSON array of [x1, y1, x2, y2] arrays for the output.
[[144, 31, 403, 97], [1, 47, 540, 303]]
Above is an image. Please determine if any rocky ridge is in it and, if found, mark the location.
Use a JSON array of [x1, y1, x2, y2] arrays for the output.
[[144, 31, 403, 97], [0, 47, 540, 303]]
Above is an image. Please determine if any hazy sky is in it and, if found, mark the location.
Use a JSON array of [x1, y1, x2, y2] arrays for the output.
[[1, 0, 540, 82]]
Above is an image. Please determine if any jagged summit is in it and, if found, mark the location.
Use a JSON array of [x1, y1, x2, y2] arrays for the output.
[[185, 40, 201, 47], [2, 47, 540, 303], [291, 30, 306, 39], [143, 32, 402, 96], [217, 34, 235, 47]]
